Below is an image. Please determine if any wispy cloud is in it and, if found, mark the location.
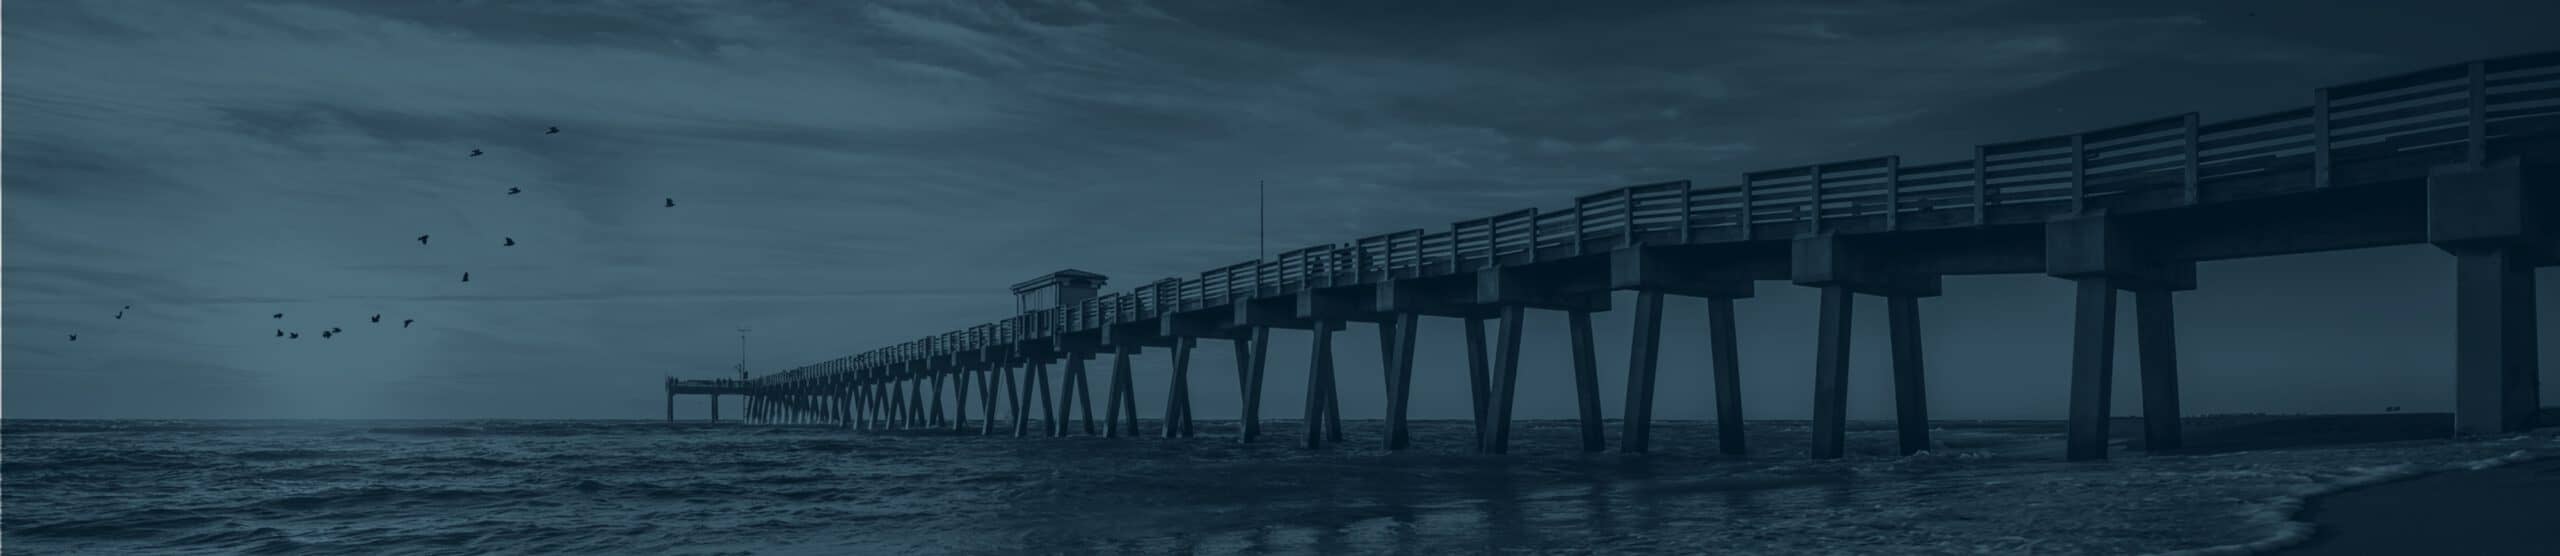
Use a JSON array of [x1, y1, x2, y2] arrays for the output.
[[8, 0, 2549, 418]]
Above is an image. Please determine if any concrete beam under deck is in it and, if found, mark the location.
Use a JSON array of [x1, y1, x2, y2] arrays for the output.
[[1474, 264, 1612, 312], [1298, 287, 1393, 324], [1374, 275, 1500, 319], [1099, 321, 1175, 351]]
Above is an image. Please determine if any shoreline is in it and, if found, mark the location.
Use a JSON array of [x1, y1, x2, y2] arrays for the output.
[[2266, 450, 2560, 555]]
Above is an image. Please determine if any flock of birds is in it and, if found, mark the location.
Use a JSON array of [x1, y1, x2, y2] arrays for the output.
[[69, 125, 681, 343]]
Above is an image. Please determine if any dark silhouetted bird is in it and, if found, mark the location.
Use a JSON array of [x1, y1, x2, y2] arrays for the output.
[[276, 329, 284, 337], [664, 198, 675, 208], [322, 331, 334, 339], [371, 314, 381, 323], [115, 311, 123, 319], [289, 333, 299, 339], [461, 272, 470, 282], [418, 235, 430, 245], [403, 319, 414, 328], [470, 149, 483, 157], [508, 187, 521, 195], [273, 313, 284, 319], [503, 237, 515, 246], [124, 305, 131, 310], [331, 327, 343, 334], [68, 334, 77, 342], [546, 126, 560, 134]]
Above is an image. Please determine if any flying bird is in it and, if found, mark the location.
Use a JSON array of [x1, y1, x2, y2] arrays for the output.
[[418, 235, 430, 245], [371, 314, 381, 323], [461, 272, 470, 282], [276, 329, 284, 337], [470, 149, 483, 157], [115, 311, 123, 319], [546, 126, 560, 134], [331, 327, 343, 334], [503, 237, 515, 247], [289, 333, 300, 339], [68, 334, 77, 342], [403, 319, 414, 328], [508, 187, 521, 195], [321, 331, 334, 339], [273, 313, 284, 319], [664, 198, 675, 208]]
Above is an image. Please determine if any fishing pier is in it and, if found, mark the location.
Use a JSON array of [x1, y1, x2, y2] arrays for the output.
[[669, 51, 2560, 461]]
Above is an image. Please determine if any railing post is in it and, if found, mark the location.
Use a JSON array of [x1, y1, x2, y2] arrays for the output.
[[2467, 60, 2488, 166], [1971, 145, 1990, 226], [1882, 156, 1901, 231], [1807, 164, 1826, 233], [2312, 86, 2333, 188], [2069, 133, 2088, 215], [2182, 112, 2201, 205], [1677, 182, 1695, 244], [1571, 197, 1587, 256], [1621, 188, 1638, 247], [1739, 176, 1756, 241]]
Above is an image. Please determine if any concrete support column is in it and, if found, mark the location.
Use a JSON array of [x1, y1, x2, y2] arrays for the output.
[[998, 362, 1020, 436], [1887, 295, 1931, 456], [710, 395, 719, 422], [1053, 360, 1075, 436], [1034, 360, 1059, 437], [665, 393, 674, 423], [1105, 345, 1137, 438], [2428, 159, 2549, 435], [982, 364, 1005, 435], [1462, 316, 1493, 444], [1070, 356, 1098, 436], [928, 371, 947, 428], [891, 379, 904, 428], [1382, 313, 1420, 450], [1164, 337, 1196, 439], [1809, 285, 1854, 460], [1013, 361, 1041, 437], [2065, 278, 2118, 461], [1238, 327, 1271, 443], [907, 376, 924, 428], [1568, 308, 1607, 453], [2452, 249, 2542, 434], [1481, 305, 1527, 454], [1302, 320, 1338, 449], [1324, 350, 1345, 445], [1621, 291, 1665, 454], [2134, 289, 2183, 451], [1709, 297, 1747, 456], [953, 366, 972, 431]]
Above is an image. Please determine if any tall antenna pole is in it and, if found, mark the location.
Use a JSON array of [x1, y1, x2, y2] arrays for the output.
[[736, 325, 751, 380], [1258, 180, 1266, 259]]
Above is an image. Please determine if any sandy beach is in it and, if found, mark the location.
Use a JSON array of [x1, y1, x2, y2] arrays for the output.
[[2280, 454, 2560, 555]]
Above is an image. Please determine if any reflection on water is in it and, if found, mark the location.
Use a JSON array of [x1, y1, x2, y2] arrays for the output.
[[4, 418, 2554, 554]]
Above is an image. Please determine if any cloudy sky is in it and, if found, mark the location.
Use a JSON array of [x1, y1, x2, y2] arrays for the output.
[[5, 0, 2555, 422]]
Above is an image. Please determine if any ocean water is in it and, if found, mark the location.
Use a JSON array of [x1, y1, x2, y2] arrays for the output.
[[5, 418, 2555, 555]]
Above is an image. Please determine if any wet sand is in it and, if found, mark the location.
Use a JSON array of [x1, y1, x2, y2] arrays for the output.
[[2282, 455, 2560, 555]]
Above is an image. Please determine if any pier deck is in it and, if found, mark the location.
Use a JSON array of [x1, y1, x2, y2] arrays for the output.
[[670, 51, 2560, 460]]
